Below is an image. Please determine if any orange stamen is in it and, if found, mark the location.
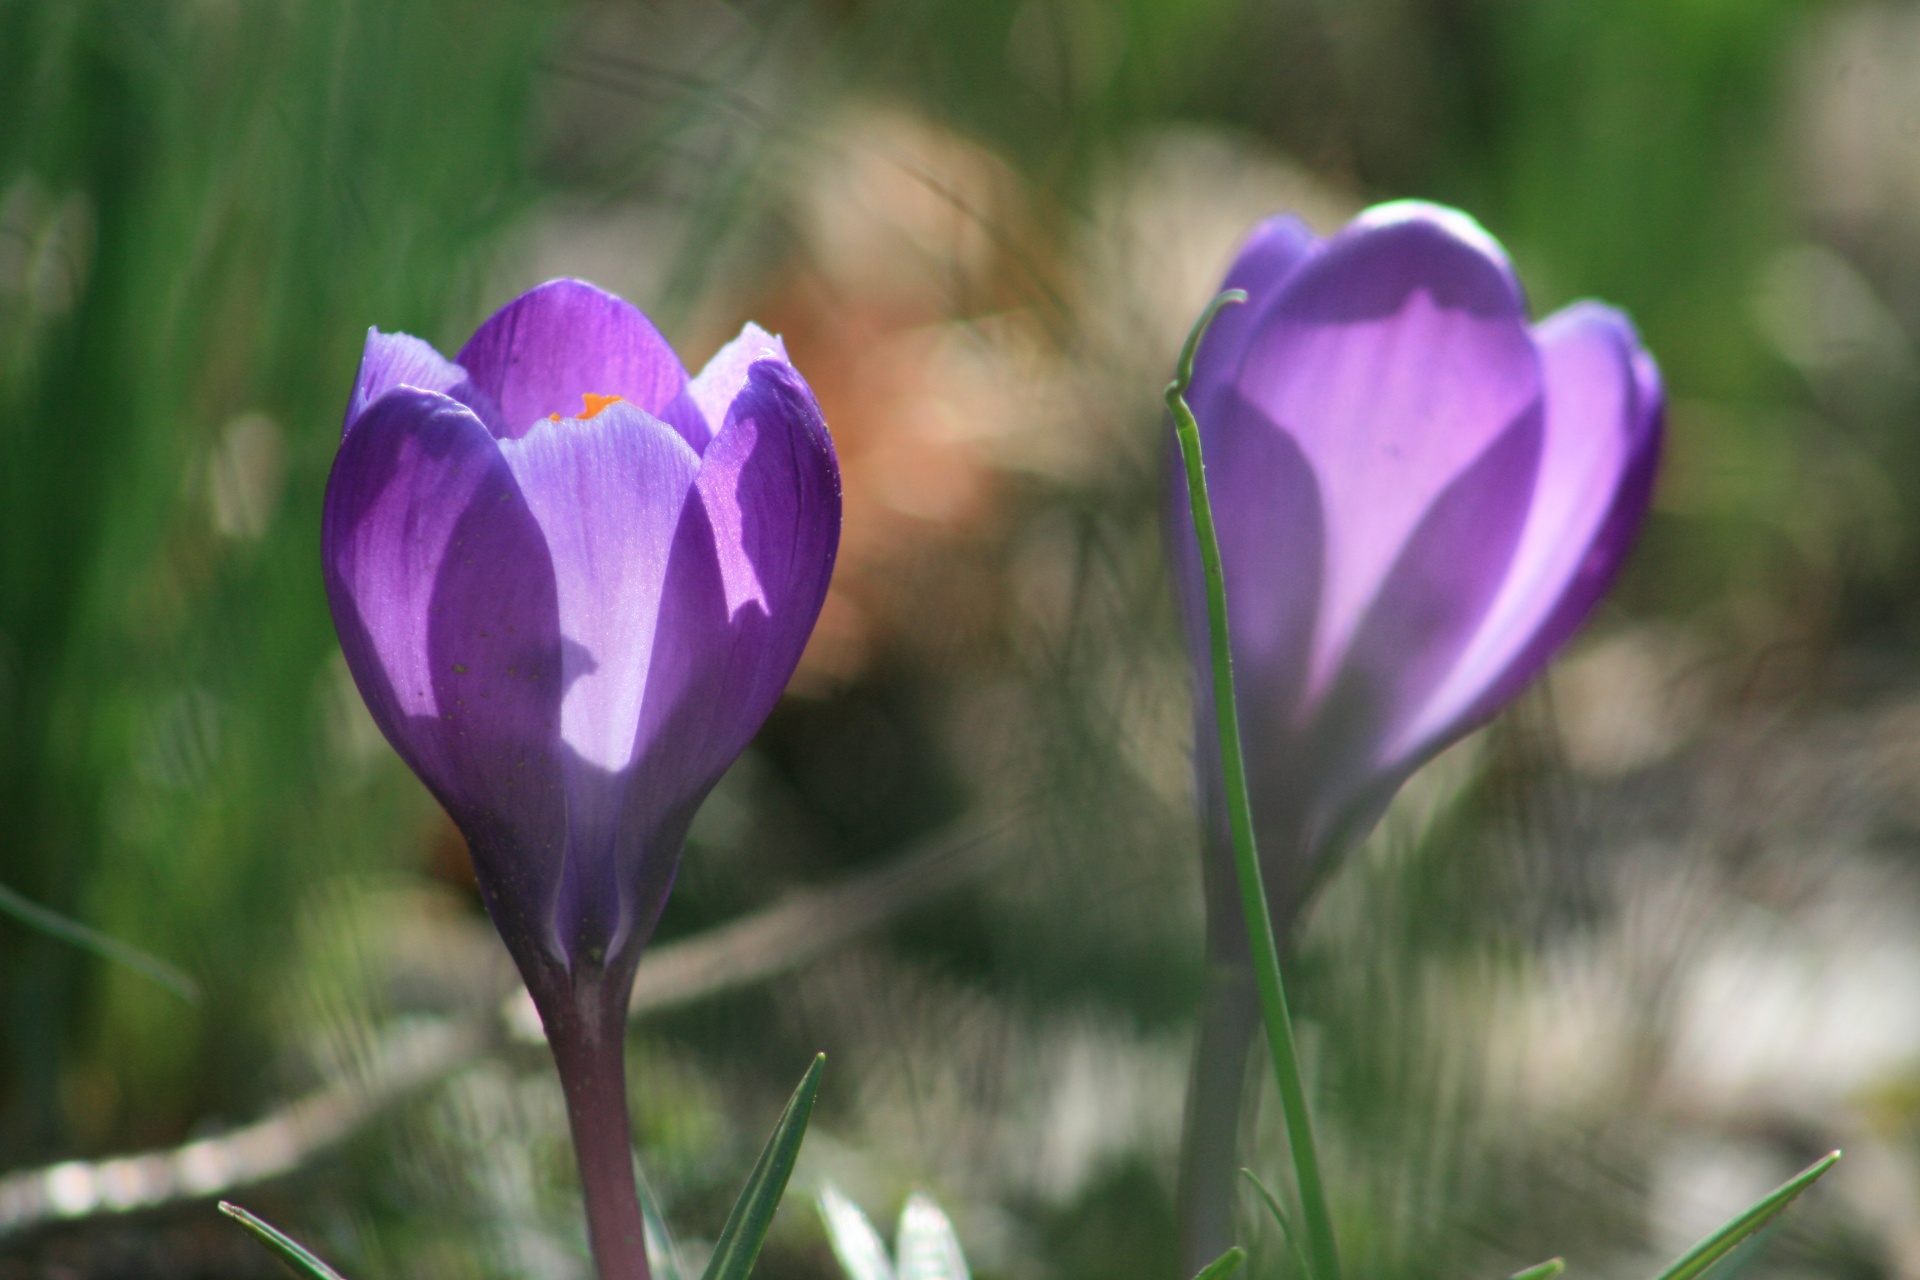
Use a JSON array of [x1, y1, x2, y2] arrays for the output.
[[546, 394, 626, 423]]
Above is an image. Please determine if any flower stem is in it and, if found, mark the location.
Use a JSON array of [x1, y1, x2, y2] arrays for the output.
[[543, 972, 652, 1280], [1177, 958, 1259, 1273], [1168, 290, 1340, 1280]]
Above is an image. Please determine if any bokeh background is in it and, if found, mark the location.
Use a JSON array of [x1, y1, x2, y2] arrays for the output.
[[4, 1, 1920, 1276]]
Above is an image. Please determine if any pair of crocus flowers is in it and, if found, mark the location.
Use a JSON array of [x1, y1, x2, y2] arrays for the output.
[[323, 203, 1659, 1280]]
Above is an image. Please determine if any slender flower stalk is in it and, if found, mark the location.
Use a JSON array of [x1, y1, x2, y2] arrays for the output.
[[322, 280, 841, 1280], [1168, 203, 1663, 1269]]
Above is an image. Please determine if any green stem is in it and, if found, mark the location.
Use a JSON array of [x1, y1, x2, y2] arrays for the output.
[[1168, 289, 1340, 1280]]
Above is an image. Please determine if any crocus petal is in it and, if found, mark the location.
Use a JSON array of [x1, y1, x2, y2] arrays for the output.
[[560, 359, 840, 959], [1190, 215, 1319, 405], [1305, 401, 1542, 818], [685, 323, 792, 444], [639, 359, 840, 785], [343, 329, 502, 437], [490, 402, 702, 962], [1401, 302, 1665, 751], [1174, 388, 1325, 738], [321, 387, 567, 953], [456, 279, 698, 442], [1236, 201, 1543, 703], [691, 359, 841, 726], [494, 402, 701, 776]]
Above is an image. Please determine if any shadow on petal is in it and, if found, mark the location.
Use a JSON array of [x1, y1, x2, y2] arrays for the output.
[[323, 388, 571, 991], [1276, 212, 1525, 323], [1306, 398, 1543, 839]]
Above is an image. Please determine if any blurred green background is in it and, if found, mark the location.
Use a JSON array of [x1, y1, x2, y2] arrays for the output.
[[5, 0, 1919, 1276]]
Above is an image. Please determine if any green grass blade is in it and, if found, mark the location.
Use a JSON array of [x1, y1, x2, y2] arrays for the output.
[[1649, 1151, 1840, 1280], [638, 1161, 690, 1280], [701, 1053, 826, 1280], [818, 1184, 896, 1280], [895, 1192, 969, 1280], [218, 1202, 348, 1280], [0, 881, 199, 1003], [1240, 1168, 1312, 1280], [1510, 1259, 1566, 1280], [1172, 289, 1339, 1280], [1195, 1245, 1248, 1280]]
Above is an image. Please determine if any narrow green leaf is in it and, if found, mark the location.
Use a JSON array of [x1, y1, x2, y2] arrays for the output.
[[1240, 1169, 1312, 1280], [638, 1162, 690, 1280], [701, 1053, 826, 1280], [218, 1201, 348, 1280], [1649, 1151, 1840, 1280], [818, 1184, 896, 1280], [1195, 1245, 1248, 1280], [1510, 1259, 1566, 1280], [1697, 1224, 1777, 1280], [1174, 291, 1339, 1280], [0, 881, 199, 1003], [896, 1192, 968, 1280]]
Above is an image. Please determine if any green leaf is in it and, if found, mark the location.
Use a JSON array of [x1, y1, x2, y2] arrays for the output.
[[0, 880, 199, 1003], [1510, 1260, 1566, 1280], [1195, 1246, 1248, 1280], [1173, 290, 1340, 1280], [701, 1053, 825, 1280], [1240, 1169, 1311, 1280], [895, 1192, 968, 1280], [818, 1184, 896, 1280], [1649, 1151, 1841, 1280], [218, 1201, 348, 1280], [638, 1162, 690, 1280]]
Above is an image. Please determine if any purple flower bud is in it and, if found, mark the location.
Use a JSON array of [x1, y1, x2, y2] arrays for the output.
[[322, 279, 840, 1280], [1172, 201, 1663, 936]]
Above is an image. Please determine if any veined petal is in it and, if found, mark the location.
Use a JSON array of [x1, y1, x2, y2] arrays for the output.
[[1237, 202, 1543, 703], [1305, 404, 1541, 821], [321, 387, 567, 951], [343, 329, 501, 438], [1396, 302, 1663, 755], [494, 401, 703, 965], [457, 279, 701, 443], [684, 323, 792, 447], [548, 359, 840, 962], [495, 401, 703, 777], [640, 359, 839, 780]]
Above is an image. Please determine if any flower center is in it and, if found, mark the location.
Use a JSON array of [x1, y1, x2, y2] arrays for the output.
[[547, 393, 624, 422]]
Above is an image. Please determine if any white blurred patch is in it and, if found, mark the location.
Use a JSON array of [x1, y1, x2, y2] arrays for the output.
[[1752, 243, 1912, 375], [1794, 5, 1920, 234], [0, 175, 94, 317], [800, 106, 1017, 312], [1549, 626, 1711, 777], [207, 411, 286, 540], [1487, 944, 1638, 1119], [1027, 1015, 1188, 1202], [1078, 127, 1356, 367], [1667, 889, 1920, 1110], [1647, 1137, 1796, 1263]]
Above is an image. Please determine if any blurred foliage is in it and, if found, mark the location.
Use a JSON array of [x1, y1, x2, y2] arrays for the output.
[[0, 0, 552, 1152], [4, 0, 1915, 1277]]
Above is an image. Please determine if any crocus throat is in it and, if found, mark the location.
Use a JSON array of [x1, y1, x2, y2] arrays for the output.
[[548, 393, 625, 422]]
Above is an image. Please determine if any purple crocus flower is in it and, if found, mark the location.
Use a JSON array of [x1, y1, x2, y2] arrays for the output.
[[322, 280, 840, 1280], [1170, 202, 1661, 1266]]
